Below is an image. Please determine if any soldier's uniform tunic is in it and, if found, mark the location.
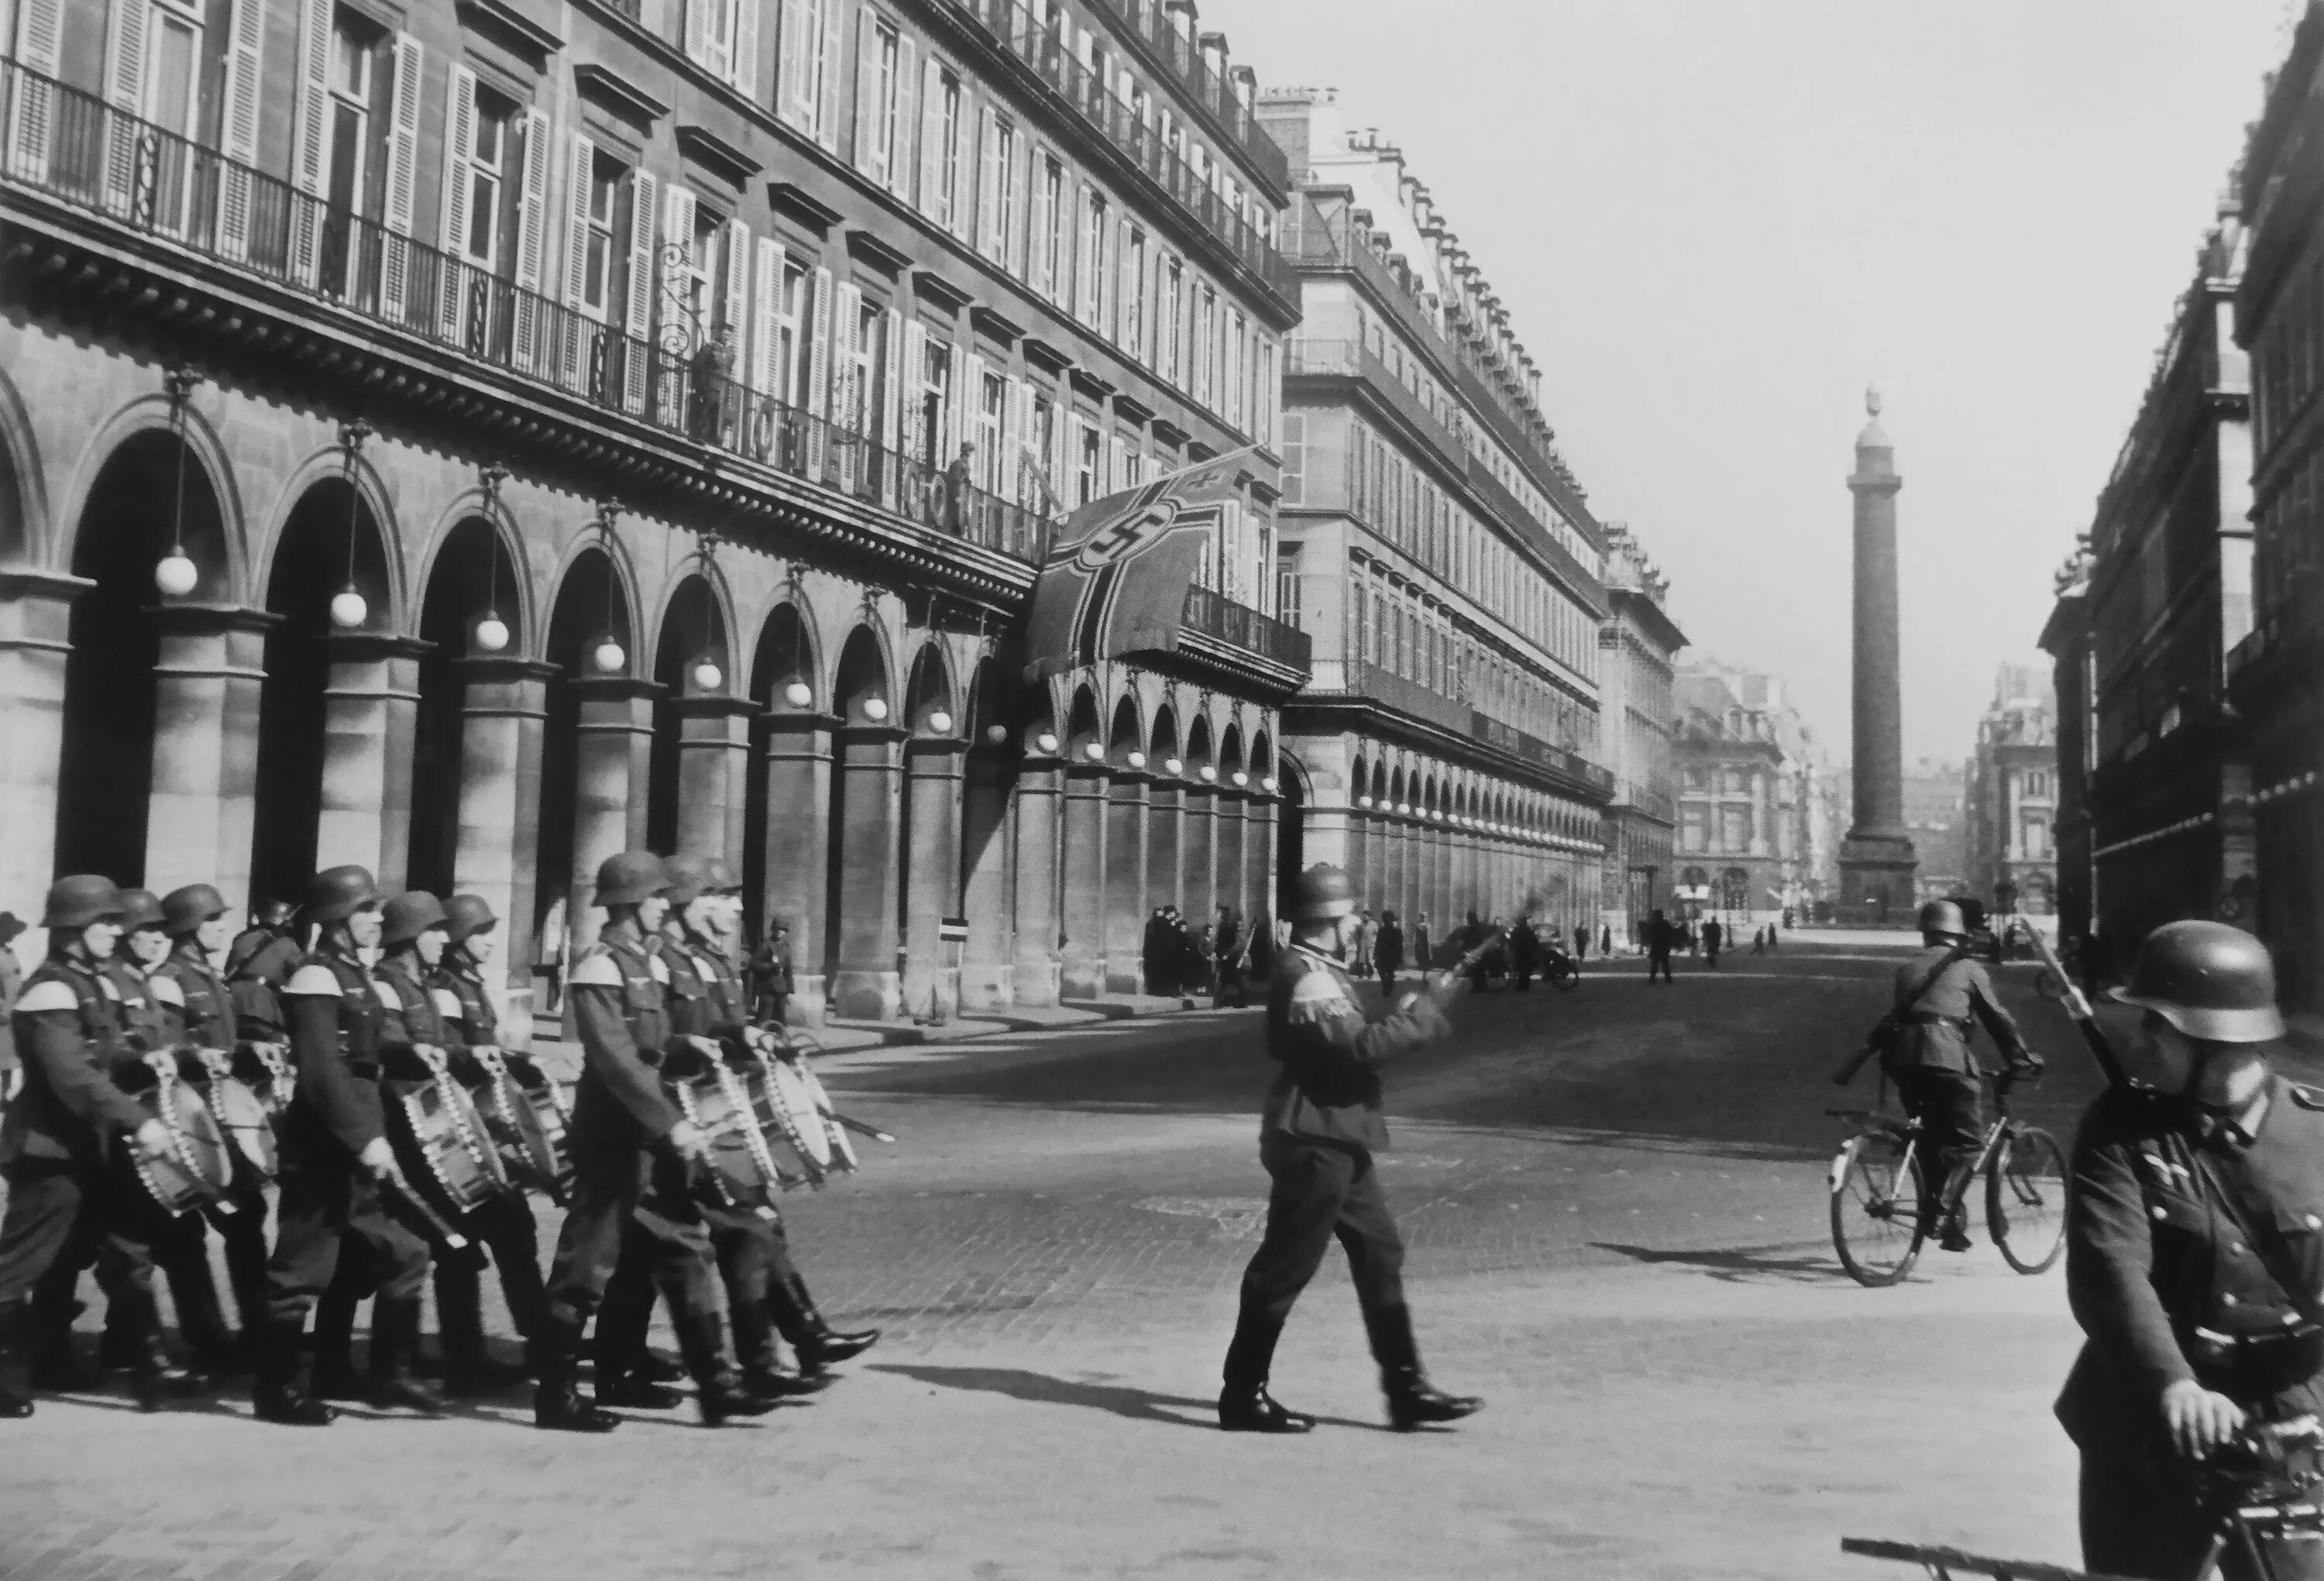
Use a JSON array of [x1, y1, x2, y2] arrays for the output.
[[150, 945, 270, 1356], [1223, 943, 1448, 1391], [2061, 1074, 2324, 1579], [1881, 945, 2030, 1201]]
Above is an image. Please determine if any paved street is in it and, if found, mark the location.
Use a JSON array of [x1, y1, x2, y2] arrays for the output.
[[3, 940, 2136, 1580]]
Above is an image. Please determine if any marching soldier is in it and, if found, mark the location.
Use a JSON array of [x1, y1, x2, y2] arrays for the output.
[[225, 899, 298, 981], [149, 883, 273, 1372], [1219, 864, 1483, 1434], [0, 878, 204, 1417], [425, 892, 550, 1391], [531, 851, 772, 1431], [1881, 900, 2037, 1252], [2061, 920, 2322, 1579], [249, 865, 433, 1425]]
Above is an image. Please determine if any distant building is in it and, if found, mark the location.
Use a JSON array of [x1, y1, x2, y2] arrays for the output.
[[1903, 758, 1967, 902], [1963, 665, 2060, 916], [1596, 524, 1686, 940], [1672, 660, 1831, 923]]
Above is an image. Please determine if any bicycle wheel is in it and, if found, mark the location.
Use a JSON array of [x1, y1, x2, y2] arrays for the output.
[[1831, 1128, 1927, 1287], [1989, 1126, 2068, 1275]]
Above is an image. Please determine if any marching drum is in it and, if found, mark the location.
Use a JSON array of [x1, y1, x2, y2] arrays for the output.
[[388, 1046, 511, 1218], [233, 1040, 296, 1115], [466, 1047, 574, 1205], [797, 1060, 858, 1173], [762, 1057, 831, 1174], [665, 1058, 777, 1214], [186, 1046, 279, 1184], [119, 1052, 235, 1216]]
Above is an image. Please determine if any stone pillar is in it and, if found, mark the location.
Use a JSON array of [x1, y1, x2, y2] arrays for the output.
[[144, 603, 275, 913], [1103, 767, 1150, 993], [960, 751, 1016, 1012], [452, 656, 554, 1034], [1010, 754, 1064, 1006], [1146, 775, 1184, 921], [830, 723, 906, 1019], [1337, 798, 1366, 898], [762, 713, 835, 1023], [673, 692, 757, 867], [1215, 786, 1248, 929], [900, 734, 965, 1021], [0, 571, 87, 945], [1060, 761, 1109, 998], [1840, 390, 1918, 919], [1182, 778, 1218, 930], [566, 677, 658, 961], [315, 633, 428, 888], [1250, 791, 1280, 923]]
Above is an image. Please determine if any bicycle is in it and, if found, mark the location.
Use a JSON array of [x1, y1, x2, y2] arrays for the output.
[[1827, 1066, 2067, 1287]]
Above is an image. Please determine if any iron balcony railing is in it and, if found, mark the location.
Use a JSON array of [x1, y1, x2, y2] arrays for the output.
[[948, 0, 1296, 311], [0, 57, 1048, 565], [1469, 710, 1616, 797], [1465, 455, 1605, 612], [1285, 339, 1468, 473], [1346, 658, 1470, 734], [1082, 0, 1290, 194], [1180, 583, 1311, 671]]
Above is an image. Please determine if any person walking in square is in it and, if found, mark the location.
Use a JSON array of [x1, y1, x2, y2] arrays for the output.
[[1645, 909, 1676, 985], [1372, 911, 1404, 997], [1702, 916, 1724, 969]]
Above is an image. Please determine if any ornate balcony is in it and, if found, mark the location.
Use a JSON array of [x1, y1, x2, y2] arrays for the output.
[[1178, 583, 1311, 684]]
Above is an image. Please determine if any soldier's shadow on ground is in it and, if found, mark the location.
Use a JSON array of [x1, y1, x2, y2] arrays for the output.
[[1590, 1240, 1844, 1285], [868, 1363, 1387, 1432]]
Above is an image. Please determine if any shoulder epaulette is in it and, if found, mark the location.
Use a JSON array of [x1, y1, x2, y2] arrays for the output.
[[568, 952, 624, 988], [285, 963, 344, 997], [12, 979, 81, 1014], [1285, 964, 1357, 1025], [370, 976, 402, 1011], [148, 974, 186, 1007], [431, 987, 466, 1019], [648, 954, 671, 984]]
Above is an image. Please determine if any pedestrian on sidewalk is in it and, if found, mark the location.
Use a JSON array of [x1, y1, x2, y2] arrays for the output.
[[1217, 864, 1482, 1436], [1509, 917, 1538, 992], [1573, 924, 1589, 964], [1702, 917, 1724, 969], [1645, 909, 1676, 985], [1414, 914, 1434, 971], [1373, 910, 1404, 995], [1600, 923, 1613, 957]]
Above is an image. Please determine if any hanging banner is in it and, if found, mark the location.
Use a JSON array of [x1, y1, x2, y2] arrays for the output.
[[1022, 449, 1256, 681]]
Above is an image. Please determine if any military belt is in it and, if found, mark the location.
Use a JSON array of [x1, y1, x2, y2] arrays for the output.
[[2185, 1322, 2324, 1401]]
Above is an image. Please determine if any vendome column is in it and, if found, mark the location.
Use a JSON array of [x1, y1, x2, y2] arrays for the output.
[[1838, 389, 1919, 922]]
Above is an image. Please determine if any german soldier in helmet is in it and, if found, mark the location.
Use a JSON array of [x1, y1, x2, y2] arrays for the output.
[[1880, 899, 2038, 1253], [1218, 864, 1483, 1434], [2060, 921, 2322, 1579], [249, 865, 430, 1425]]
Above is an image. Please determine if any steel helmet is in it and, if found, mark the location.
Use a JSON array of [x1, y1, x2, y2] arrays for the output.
[[380, 891, 449, 947], [43, 875, 125, 930], [1286, 864, 1357, 925], [442, 894, 499, 943], [253, 898, 297, 932], [307, 865, 381, 924], [1917, 900, 1968, 940], [2109, 920, 2285, 1044], [115, 887, 167, 933], [593, 851, 670, 909], [701, 855, 741, 894], [662, 853, 714, 906], [160, 883, 229, 937]]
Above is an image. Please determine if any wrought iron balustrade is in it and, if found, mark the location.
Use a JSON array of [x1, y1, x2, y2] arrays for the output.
[[1180, 583, 1312, 670]]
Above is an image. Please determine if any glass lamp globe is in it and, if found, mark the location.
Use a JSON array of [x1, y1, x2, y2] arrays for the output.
[[1356, 795, 1373, 809], [1083, 741, 1105, 762], [985, 724, 1009, 746], [862, 696, 890, 722], [928, 710, 954, 734], [1035, 730, 1061, 754], [1126, 750, 1147, 769], [1164, 758, 1184, 776], [784, 680, 813, 708], [1231, 771, 1249, 787], [693, 658, 724, 692], [591, 637, 627, 673], [154, 549, 198, 597], [1198, 765, 1217, 782], [474, 611, 511, 653], [329, 586, 369, 629], [1261, 776, 1277, 793]]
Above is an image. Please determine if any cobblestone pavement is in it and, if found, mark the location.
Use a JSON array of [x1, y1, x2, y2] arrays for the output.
[[2, 945, 2145, 1580]]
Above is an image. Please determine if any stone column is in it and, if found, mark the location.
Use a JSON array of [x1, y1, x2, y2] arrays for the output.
[[1382, 815, 1406, 926], [0, 571, 88, 945], [1146, 773, 1184, 920], [960, 751, 1016, 1012], [1103, 765, 1150, 993], [761, 713, 834, 1023], [673, 692, 757, 867], [900, 734, 965, 1021], [566, 676, 658, 961], [1060, 760, 1109, 998], [830, 722, 906, 1019], [452, 656, 555, 1033], [1011, 754, 1064, 1006], [144, 603, 275, 913], [1215, 785, 1248, 929], [1839, 390, 1918, 919], [1336, 797, 1366, 898], [1181, 778, 1218, 932], [1250, 790, 1280, 923], [315, 632, 428, 889]]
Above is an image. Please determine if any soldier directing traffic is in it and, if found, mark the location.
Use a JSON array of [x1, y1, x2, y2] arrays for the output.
[[1218, 864, 1483, 1435], [2059, 920, 2324, 1581]]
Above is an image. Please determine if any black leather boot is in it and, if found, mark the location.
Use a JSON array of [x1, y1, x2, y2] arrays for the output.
[[435, 1268, 526, 1398], [782, 1273, 878, 1375], [118, 1290, 211, 1412], [1367, 1304, 1482, 1431], [309, 1280, 363, 1401], [251, 1317, 337, 1426], [366, 1297, 444, 1414], [29, 1297, 96, 1392], [532, 1319, 619, 1433], [740, 1363, 832, 1401], [676, 1307, 775, 1427], [0, 1302, 38, 1419], [1218, 1305, 1312, 1433]]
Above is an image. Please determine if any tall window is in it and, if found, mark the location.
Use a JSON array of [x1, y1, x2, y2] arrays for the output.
[[934, 70, 963, 229], [1161, 257, 1184, 386], [460, 92, 508, 269], [143, 0, 204, 139], [844, 297, 882, 435], [325, 16, 374, 217], [1277, 548, 1301, 628], [1195, 284, 1216, 406], [991, 119, 1019, 265], [775, 259, 809, 404], [1078, 188, 1109, 328], [1039, 154, 1067, 301], [1075, 418, 1102, 504], [873, 20, 902, 180], [1123, 227, 1148, 360], [918, 337, 952, 469], [577, 153, 619, 319], [975, 371, 1006, 491]]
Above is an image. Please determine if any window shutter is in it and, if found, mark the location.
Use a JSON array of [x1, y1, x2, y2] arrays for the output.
[[831, 280, 864, 485], [948, 84, 974, 238], [750, 235, 782, 396], [1026, 151, 1051, 299], [1047, 385, 1071, 504], [733, 0, 759, 98], [889, 36, 914, 196], [720, 216, 749, 342], [436, 66, 480, 336], [101, 0, 147, 212], [915, 53, 943, 216], [879, 304, 903, 457], [511, 107, 551, 363], [778, 0, 810, 127], [959, 352, 983, 467], [683, 0, 710, 70], [816, 0, 843, 150], [899, 318, 928, 466], [975, 109, 1000, 260], [1116, 218, 1135, 349], [378, 33, 425, 323], [998, 374, 1023, 504], [658, 182, 700, 399], [1107, 435, 1126, 497], [216, 0, 267, 258], [562, 134, 595, 307], [851, 7, 879, 178], [1006, 139, 1028, 278], [809, 266, 837, 418], [621, 169, 658, 412]]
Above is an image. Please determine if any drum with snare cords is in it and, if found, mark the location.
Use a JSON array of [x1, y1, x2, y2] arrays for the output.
[[115, 1050, 235, 1217], [760, 1054, 832, 1176], [232, 1039, 295, 1116], [662, 1046, 777, 1215], [184, 1045, 279, 1187], [385, 1044, 511, 1218], [463, 1046, 573, 1205], [795, 1058, 858, 1173]]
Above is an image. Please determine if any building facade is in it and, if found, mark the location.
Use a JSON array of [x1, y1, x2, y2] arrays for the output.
[[1901, 758, 1965, 903], [1961, 665, 2059, 917], [1672, 659, 1827, 925], [1595, 522, 1683, 942], [0, 0, 1309, 1027], [2041, 208, 2254, 958], [2231, 6, 2324, 1011], [1253, 89, 1617, 942]]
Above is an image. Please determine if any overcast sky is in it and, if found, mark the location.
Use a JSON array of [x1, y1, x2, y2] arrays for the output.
[[1222, 0, 2292, 765]]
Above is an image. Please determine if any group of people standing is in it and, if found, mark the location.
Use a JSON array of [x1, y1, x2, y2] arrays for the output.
[[0, 851, 876, 1429], [1141, 906, 1274, 1009]]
